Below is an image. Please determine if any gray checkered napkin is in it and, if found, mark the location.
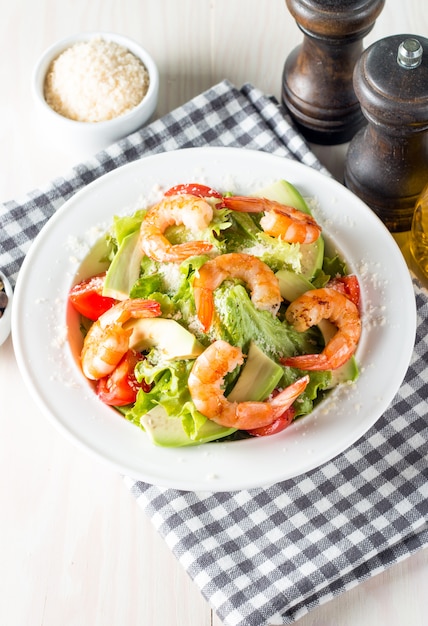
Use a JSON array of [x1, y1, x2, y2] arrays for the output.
[[1, 80, 427, 626]]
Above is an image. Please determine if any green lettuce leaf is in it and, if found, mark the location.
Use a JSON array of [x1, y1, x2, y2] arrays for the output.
[[113, 210, 146, 246], [213, 284, 314, 358], [125, 357, 207, 440]]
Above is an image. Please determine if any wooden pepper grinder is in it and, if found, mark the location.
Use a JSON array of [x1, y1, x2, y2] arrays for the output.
[[344, 35, 428, 232], [281, 0, 385, 145]]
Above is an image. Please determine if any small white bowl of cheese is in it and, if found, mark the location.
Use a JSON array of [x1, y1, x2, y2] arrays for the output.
[[32, 32, 159, 156]]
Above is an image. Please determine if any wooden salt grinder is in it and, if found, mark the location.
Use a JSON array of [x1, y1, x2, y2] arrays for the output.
[[281, 0, 385, 145], [344, 35, 428, 232]]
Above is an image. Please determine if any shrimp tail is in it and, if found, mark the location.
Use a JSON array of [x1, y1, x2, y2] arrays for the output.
[[170, 241, 213, 262], [143, 239, 213, 263], [222, 196, 317, 222], [116, 298, 162, 322], [281, 354, 329, 371], [269, 375, 310, 418], [193, 286, 214, 332], [221, 196, 268, 213]]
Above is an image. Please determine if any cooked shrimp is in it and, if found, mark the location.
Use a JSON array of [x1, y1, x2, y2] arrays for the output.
[[281, 288, 361, 371], [221, 196, 321, 244], [81, 298, 161, 380], [193, 252, 282, 332], [188, 339, 309, 429], [139, 195, 214, 262]]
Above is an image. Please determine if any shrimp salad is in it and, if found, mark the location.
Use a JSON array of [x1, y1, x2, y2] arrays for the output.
[[69, 180, 362, 447]]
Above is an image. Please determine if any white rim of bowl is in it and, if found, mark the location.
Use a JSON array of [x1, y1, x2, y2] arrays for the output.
[[32, 31, 159, 128]]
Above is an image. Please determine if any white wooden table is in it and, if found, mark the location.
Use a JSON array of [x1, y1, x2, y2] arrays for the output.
[[1, 2, 427, 624]]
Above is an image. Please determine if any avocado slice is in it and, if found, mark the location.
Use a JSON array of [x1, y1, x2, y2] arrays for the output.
[[299, 239, 324, 279], [318, 319, 359, 388], [276, 269, 314, 302], [255, 179, 310, 214], [227, 341, 283, 402], [140, 405, 236, 447], [103, 230, 143, 299], [125, 317, 204, 360], [327, 356, 359, 388], [255, 179, 324, 279]]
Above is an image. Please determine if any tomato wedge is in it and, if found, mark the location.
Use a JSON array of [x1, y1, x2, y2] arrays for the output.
[[328, 275, 360, 308], [96, 350, 151, 406], [164, 183, 223, 199], [246, 406, 296, 437], [69, 273, 117, 321]]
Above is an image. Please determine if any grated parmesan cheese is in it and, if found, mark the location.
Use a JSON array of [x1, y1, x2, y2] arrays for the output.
[[44, 37, 150, 122]]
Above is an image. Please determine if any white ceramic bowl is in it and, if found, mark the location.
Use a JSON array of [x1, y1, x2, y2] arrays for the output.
[[32, 32, 159, 156], [0, 271, 13, 347], [11, 148, 416, 491]]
